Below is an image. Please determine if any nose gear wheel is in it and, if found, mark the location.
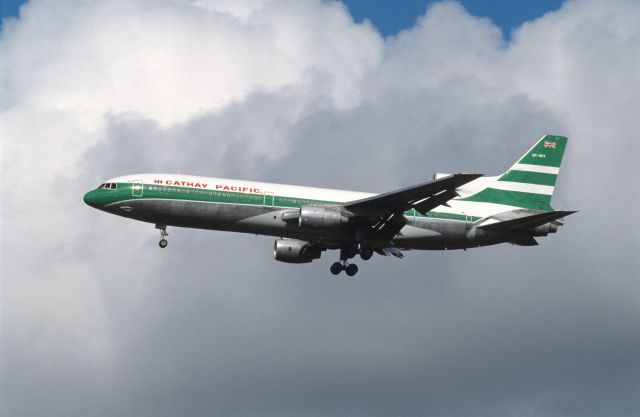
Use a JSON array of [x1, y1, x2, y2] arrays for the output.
[[156, 224, 168, 248]]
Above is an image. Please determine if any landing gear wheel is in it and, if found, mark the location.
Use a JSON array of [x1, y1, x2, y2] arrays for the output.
[[330, 262, 343, 275], [156, 224, 169, 249], [360, 249, 373, 261], [345, 264, 358, 276]]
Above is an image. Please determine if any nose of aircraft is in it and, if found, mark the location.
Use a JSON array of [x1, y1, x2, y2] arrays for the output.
[[83, 190, 99, 207]]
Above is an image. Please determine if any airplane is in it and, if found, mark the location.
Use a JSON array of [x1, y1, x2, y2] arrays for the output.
[[83, 135, 575, 276]]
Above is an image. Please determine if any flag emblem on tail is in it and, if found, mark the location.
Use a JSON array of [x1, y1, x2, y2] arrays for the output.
[[544, 141, 556, 148]]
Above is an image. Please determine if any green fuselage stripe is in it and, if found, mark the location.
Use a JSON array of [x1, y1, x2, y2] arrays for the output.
[[96, 183, 481, 222], [498, 170, 558, 186], [145, 184, 337, 207]]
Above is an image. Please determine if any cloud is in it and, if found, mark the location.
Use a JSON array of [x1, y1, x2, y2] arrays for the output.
[[1, 0, 639, 416]]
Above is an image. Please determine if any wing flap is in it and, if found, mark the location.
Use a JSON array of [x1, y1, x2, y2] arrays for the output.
[[375, 247, 406, 258], [411, 189, 460, 215]]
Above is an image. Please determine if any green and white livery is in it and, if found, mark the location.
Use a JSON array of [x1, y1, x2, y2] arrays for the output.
[[84, 135, 575, 276]]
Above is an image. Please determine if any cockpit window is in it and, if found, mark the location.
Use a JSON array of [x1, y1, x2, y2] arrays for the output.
[[99, 183, 117, 190]]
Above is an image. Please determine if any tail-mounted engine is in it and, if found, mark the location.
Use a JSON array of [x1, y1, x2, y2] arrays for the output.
[[299, 205, 349, 229], [273, 238, 323, 263]]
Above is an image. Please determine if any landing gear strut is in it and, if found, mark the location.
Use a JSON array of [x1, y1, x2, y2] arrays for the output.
[[156, 224, 168, 248], [329, 246, 360, 276]]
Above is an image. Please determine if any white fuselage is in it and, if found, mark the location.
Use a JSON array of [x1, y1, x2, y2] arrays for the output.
[[84, 173, 523, 251]]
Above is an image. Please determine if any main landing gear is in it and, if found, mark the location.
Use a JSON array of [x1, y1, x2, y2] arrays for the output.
[[156, 224, 168, 248], [330, 246, 373, 276], [360, 248, 374, 261], [330, 261, 358, 277]]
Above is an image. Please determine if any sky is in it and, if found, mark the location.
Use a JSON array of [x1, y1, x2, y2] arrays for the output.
[[345, 0, 565, 37], [1, 1, 640, 417], [1, 0, 565, 36]]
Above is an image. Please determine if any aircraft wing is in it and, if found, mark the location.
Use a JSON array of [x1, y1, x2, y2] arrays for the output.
[[344, 173, 483, 217], [343, 173, 482, 239]]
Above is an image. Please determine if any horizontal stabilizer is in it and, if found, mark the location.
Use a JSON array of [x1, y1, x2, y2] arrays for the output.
[[478, 210, 577, 231]]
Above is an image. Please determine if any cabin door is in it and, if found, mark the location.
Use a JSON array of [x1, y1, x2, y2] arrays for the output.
[[263, 191, 274, 207], [132, 180, 144, 197]]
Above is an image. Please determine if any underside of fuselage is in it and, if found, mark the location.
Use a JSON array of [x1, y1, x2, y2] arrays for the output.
[[100, 198, 511, 250]]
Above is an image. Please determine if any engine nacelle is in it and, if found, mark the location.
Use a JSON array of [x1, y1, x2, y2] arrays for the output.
[[273, 238, 322, 264], [299, 205, 348, 229]]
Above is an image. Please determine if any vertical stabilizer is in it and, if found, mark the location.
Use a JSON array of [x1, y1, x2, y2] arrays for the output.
[[459, 135, 568, 211]]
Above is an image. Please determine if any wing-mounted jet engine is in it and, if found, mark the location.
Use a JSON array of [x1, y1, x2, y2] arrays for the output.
[[273, 238, 324, 263]]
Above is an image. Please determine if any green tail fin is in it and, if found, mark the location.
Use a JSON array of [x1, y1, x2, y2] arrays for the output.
[[460, 135, 568, 211]]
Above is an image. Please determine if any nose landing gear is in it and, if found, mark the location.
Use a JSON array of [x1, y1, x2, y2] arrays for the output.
[[156, 224, 168, 248]]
